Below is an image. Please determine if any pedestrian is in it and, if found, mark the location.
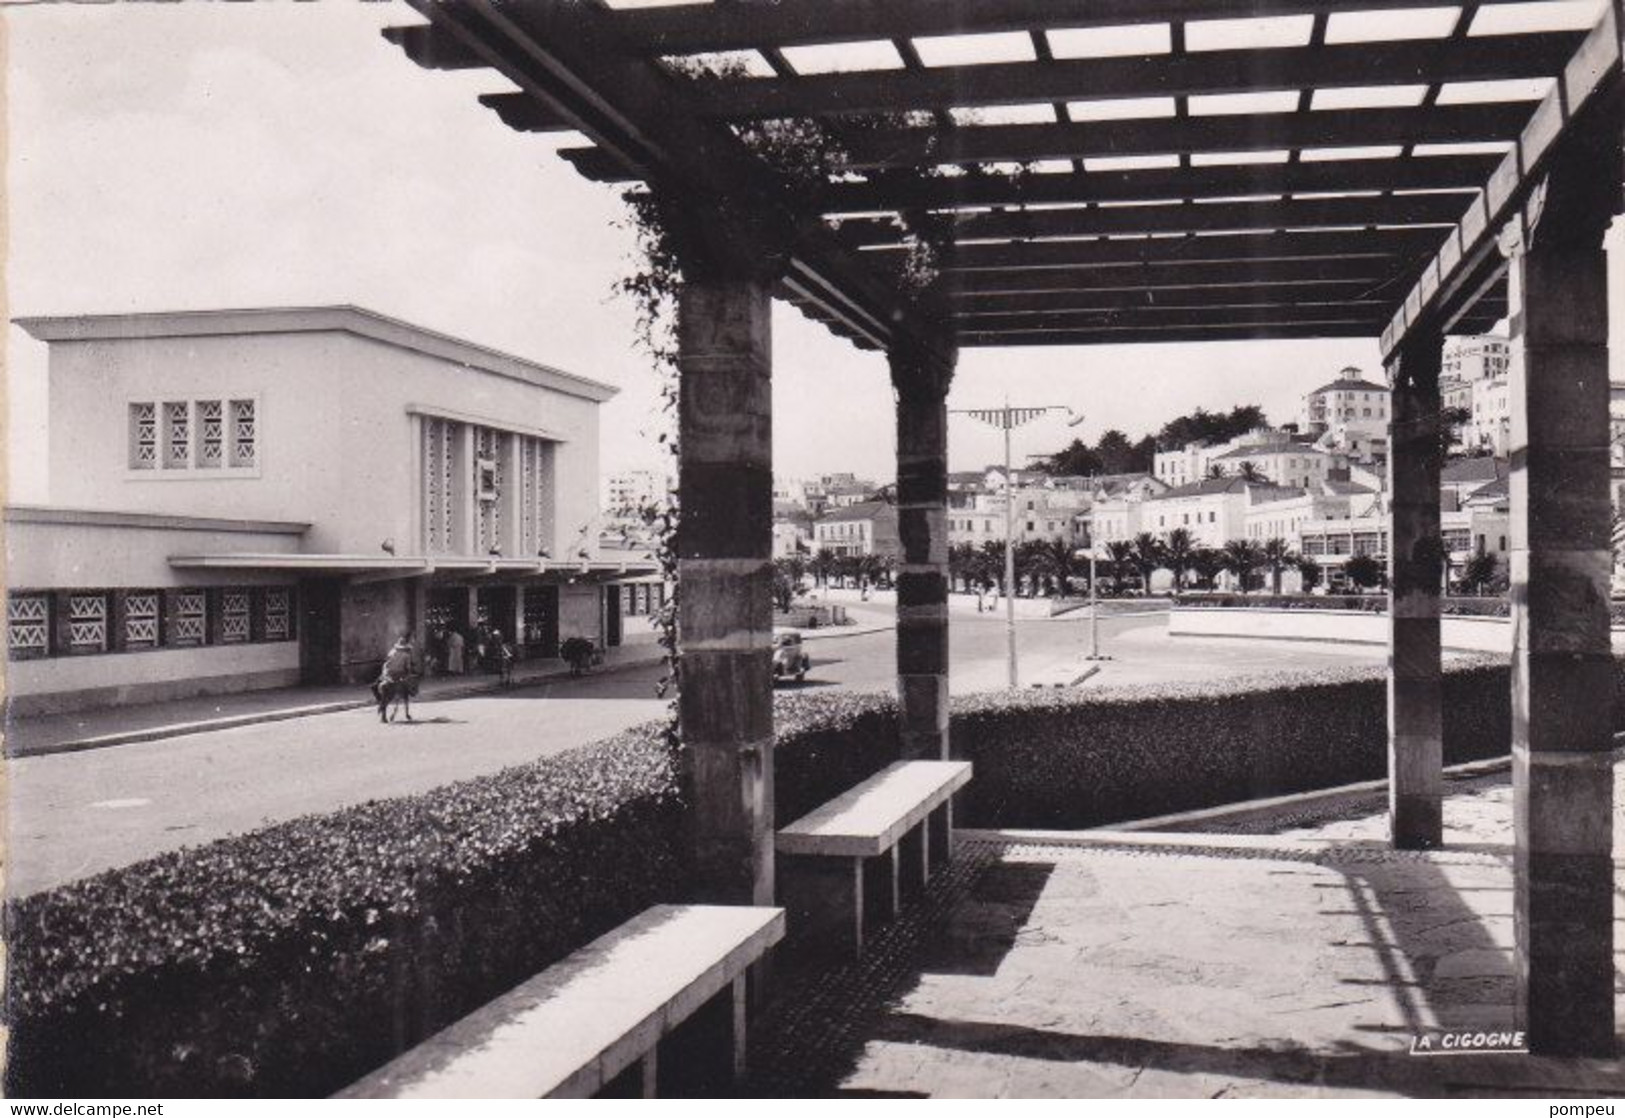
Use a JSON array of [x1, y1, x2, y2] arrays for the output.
[[493, 629, 515, 686], [376, 632, 420, 723], [445, 626, 465, 675]]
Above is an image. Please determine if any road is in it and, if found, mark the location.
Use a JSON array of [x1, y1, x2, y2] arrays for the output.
[[6, 611, 1389, 896]]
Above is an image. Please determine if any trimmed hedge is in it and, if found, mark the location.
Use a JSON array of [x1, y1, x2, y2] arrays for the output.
[[5, 728, 685, 1098], [1176, 593, 1511, 617], [952, 657, 1530, 828]]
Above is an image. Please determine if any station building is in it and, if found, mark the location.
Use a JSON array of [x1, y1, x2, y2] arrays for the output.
[[5, 306, 658, 716]]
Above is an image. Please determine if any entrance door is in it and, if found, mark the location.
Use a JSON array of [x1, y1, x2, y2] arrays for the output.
[[523, 585, 559, 657], [606, 585, 623, 648], [299, 577, 343, 685]]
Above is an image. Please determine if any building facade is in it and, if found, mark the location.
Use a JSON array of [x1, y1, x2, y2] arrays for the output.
[[6, 306, 655, 715], [812, 499, 900, 558]]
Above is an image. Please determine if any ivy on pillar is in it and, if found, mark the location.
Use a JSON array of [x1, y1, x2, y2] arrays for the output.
[[676, 270, 776, 908], [1385, 327, 1445, 850], [1505, 109, 1618, 1057], [891, 346, 956, 761]]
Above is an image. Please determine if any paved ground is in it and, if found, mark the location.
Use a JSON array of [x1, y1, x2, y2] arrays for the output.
[[5, 611, 1396, 896], [750, 766, 1625, 1098]]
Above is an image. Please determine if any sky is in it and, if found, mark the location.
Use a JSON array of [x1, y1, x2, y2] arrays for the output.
[[6, 3, 1616, 504]]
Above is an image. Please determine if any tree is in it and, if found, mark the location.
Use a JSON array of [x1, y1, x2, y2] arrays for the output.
[[1458, 552, 1499, 595], [1344, 553, 1385, 592], [1236, 461, 1267, 484], [809, 548, 837, 588], [1105, 540, 1136, 595], [1036, 537, 1077, 596], [1130, 532, 1164, 593], [1162, 527, 1194, 592], [1261, 537, 1296, 595], [948, 542, 978, 593], [1094, 429, 1140, 475], [979, 540, 1007, 593], [1296, 555, 1323, 593], [1440, 405, 1472, 458], [1189, 547, 1224, 590], [1219, 538, 1263, 592]]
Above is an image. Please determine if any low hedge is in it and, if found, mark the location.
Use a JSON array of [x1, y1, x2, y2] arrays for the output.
[[1175, 593, 1511, 617], [4, 728, 686, 1098], [952, 657, 1531, 828]]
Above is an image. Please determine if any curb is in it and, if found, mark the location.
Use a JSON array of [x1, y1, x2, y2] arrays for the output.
[[8, 652, 669, 759]]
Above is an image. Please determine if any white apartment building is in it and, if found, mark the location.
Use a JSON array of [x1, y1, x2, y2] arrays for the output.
[[1143, 476, 1256, 548], [1302, 370, 1390, 457], [604, 469, 669, 514], [948, 485, 1087, 548], [1442, 334, 1511, 382], [1210, 443, 1331, 489], [1243, 483, 1368, 544]]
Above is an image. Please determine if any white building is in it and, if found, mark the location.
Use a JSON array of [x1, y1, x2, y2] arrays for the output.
[[1142, 476, 1257, 548], [6, 306, 654, 715], [1442, 334, 1511, 383], [1302, 369, 1391, 458], [604, 469, 669, 514], [813, 500, 899, 558], [1209, 442, 1331, 489]]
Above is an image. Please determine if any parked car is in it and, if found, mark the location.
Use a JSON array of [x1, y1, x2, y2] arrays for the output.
[[771, 629, 810, 684]]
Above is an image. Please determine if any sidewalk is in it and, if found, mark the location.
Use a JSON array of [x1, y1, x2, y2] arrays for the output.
[[3, 643, 668, 759]]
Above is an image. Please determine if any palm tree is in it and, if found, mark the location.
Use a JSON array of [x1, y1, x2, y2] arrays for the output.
[[1105, 540, 1136, 595], [1261, 536, 1296, 595], [1296, 555, 1323, 593], [1038, 537, 1077, 597], [1130, 532, 1164, 594], [1237, 461, 1267, 484], [1220, 538, 1264, 593], [1162, 527, 1194, 593], [810, 548, 836, 588], [948, 542, 977, 594], [1344, 553, 1385, 593], [979, 539, 1006, 594], [1189, 547, 1224, 591], [1459, 552, 1499, 595]]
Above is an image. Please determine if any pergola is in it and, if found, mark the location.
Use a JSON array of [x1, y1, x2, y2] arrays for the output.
[[385, 0, 1622, 1058]]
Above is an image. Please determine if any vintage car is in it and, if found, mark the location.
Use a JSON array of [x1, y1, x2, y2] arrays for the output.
[[771, 629, 810, 684]]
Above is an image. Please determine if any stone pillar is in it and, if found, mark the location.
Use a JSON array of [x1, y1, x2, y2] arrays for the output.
[[1385, 328, 1445, 849], [677, 277, 775, 907], [891, 348, 955, 760], [1506, 123, 1618, 1056]]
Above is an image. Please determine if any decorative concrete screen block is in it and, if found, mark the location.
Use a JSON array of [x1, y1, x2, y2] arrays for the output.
[[67, 594, 108, 653], [261, 588, 292, 642], [221, 591, 252, 643], [170, 590, 207, 647], [124, 591, 161, 648], [198, 400, 224, 468], [8, 594, 51, 658], [230, 399, 256, 467], [129, 402, 157, 469]]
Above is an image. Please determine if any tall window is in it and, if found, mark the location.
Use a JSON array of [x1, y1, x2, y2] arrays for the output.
[[220, 590, 252, 643], [261, 588, 293, 641], [230, 400, 257, 467], [130, 403, 158, 470], [198, 400, 225, 468], [163, 402, 191, 469], [170, 590, 208, 647]]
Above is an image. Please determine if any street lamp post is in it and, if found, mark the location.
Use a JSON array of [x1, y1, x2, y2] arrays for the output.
[[1076, 514, 1110, 662], [953, 401, 1078, 688]]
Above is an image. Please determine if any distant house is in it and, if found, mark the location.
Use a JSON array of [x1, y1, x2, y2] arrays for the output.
[[1143, 476, 1260, 547], [813, 500, 900, 559]]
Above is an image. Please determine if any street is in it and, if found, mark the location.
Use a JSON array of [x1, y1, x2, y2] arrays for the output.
[[6, 610, 1389, 896]]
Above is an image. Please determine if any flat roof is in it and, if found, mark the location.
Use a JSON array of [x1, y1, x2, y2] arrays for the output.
[[14, 305, 618, 404]]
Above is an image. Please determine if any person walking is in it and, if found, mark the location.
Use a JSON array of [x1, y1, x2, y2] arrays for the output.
[[445, 626, 465, 675], [492, 629, 516, 686], [376, 632, 420, 723]]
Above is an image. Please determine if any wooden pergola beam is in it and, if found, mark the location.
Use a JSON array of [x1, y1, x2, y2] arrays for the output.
[[946, 303, 1390, 331], [941, 228, 1445, 270], [610, 0, 1571, 56], [688, 35, 1581, 120], [836, 193, 1468, 246], [818, 156, 1499, 212], [1382, 7, 1622, 352], [832, 103, 1529, 170], [955, 320, 1384, 345], [940, 258, 1416, 296], [947, 286, 1398, 313]]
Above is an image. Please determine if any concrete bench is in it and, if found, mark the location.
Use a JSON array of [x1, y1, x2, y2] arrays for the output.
[[338, 904, 785, 1099], [777, 760, 972, 957]]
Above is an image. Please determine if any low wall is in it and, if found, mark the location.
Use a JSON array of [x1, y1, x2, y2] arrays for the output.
[[1169, 606, 1519, 653], [5, 642, 302, 717]]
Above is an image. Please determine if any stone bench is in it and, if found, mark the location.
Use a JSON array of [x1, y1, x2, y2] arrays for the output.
[[337, 904, 785, 1099], [776, 760, 972, 957]]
